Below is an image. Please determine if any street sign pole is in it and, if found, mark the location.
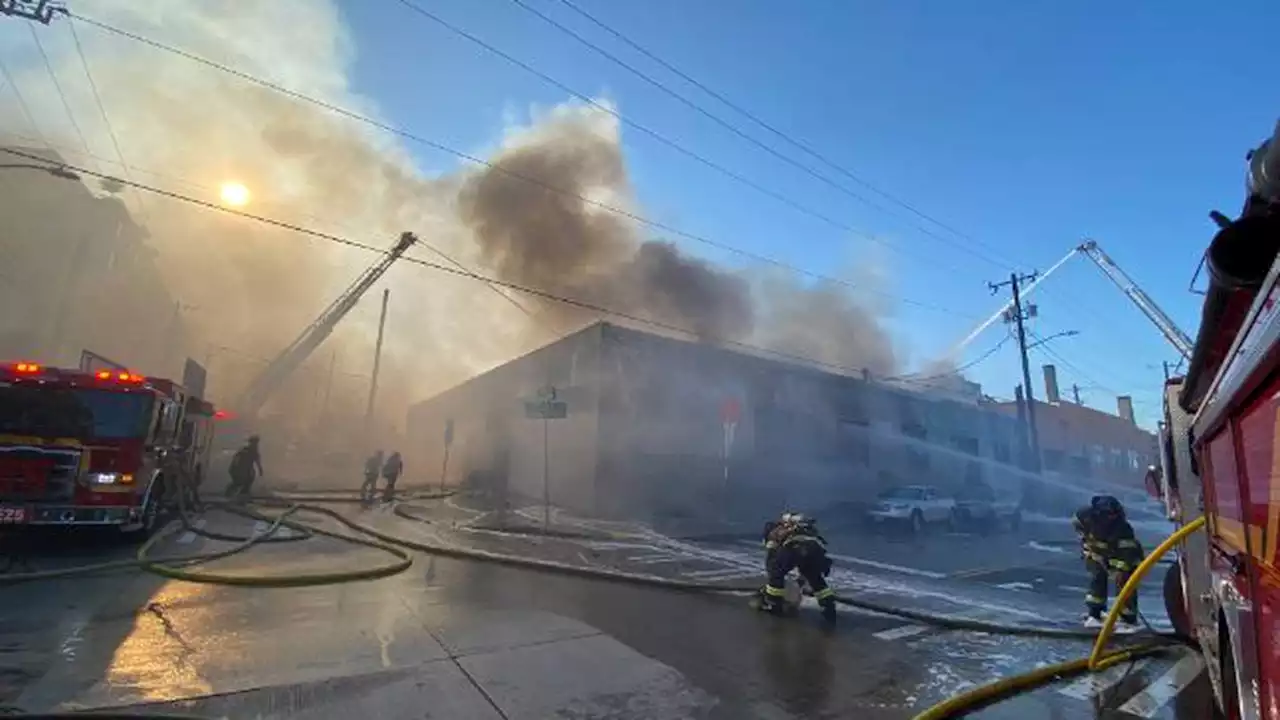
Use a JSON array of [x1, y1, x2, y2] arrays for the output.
[[720, 397, 741, 523], [440, 419, 453, 494], [543, 413, 550, 535]]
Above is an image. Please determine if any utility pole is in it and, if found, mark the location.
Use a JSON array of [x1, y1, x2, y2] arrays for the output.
[[0, 1, 63, 24], [1072, 383, 1082, 404], [989, 272, 1041, 472], [364, 289, 389, 434]]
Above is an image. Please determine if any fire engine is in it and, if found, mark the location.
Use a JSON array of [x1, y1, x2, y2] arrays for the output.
[[1155, 119, 1280, 720], [0, 360, 216, 538]]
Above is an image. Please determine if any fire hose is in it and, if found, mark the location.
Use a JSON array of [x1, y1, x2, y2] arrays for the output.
[[909, 515, 1205, 720], [2, 490, 1196, 719]]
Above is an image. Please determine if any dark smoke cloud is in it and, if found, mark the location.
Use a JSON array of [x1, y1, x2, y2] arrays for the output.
[[456, 109, 753, 341]]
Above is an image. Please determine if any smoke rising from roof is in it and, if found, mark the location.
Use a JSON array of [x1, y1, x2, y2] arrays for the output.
[[0, 0, 909, 457]]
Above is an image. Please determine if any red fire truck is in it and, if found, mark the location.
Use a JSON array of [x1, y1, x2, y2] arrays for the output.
[[1157, 119, 1280, 720], [0, 360, 216, 538]]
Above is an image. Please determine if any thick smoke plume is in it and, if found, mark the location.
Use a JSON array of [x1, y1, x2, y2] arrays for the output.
[[458, 107, 753, 341], [0, 0, 907, 468]]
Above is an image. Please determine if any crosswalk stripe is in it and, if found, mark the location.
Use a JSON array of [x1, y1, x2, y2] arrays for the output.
[[1056, 658, 1151, 700], [685, 567, 758, 579], [873, 624, 930, 641], [1117, 653, 1205, 718]]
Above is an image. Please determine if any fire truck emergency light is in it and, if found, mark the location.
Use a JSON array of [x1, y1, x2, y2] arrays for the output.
[[13, 362, 41, 374], [93, 369, 146, 384]]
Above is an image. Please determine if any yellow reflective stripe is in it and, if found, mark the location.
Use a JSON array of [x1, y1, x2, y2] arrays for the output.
[[1116, 539, 1139, 548], [814, 588, 835, 600], [1085, 594, 1104, 604], [764, 541, 777, 549], [764, 584, 787, 597]]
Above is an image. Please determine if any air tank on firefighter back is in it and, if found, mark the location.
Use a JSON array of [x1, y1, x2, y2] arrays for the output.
[[1179, 122, 1280, 413]]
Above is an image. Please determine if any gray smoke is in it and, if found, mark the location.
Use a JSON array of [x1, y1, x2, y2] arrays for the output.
[[457, 108, 753, 341]]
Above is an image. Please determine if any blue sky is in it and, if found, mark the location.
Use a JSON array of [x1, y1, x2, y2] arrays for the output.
[[337, 0, 1278, 428]]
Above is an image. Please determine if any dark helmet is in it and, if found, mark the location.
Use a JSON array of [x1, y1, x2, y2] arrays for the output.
[[1091, 495, 1124, 518]]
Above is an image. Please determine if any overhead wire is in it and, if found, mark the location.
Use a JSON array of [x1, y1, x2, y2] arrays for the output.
[[64, 11, 973, 321], [2, 145, 903, 379], [388, 0, 975, 273], [63, 13, 145, 216], [885, 330, 1012, 384], [507, 0, 1013, 270], [25, 20, 97, 172], [549, 0, 1018, 268], [0, 55, 47, 149], [533, 0, 1160, 346]]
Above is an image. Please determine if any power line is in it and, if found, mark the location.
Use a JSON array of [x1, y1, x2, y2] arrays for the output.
[[26, 19, 96, 171], [551, 0, 1017, 267], [3, 145, 895, 378], [64, 12, 976, 320], [509, 0, 1012, 271], [64, 14, 142, 213], [887, 331, 1011, 384], [389, 0, 970, 273], [0, 55, 47, 148]]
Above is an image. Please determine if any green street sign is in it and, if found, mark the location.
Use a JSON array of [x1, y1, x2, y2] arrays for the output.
[[524, 400, 568, 419]]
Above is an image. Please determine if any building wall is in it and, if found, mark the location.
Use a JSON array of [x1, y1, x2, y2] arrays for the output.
[[405, 324, 603, 515], [408, 322, 1041, 526], [993, 399, 1158, 492]]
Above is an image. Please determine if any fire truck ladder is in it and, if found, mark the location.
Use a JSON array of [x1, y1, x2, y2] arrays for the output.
[[1076, 239, 1194, 360], [946, 239, 1193, 362], [237, 231, 418, 417]]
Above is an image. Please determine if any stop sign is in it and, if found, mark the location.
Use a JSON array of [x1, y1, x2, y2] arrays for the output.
[[721, 397, 741, 423]]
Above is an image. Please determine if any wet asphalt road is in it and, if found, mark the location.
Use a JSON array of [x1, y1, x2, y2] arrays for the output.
[[0, 499, 1216, 719]]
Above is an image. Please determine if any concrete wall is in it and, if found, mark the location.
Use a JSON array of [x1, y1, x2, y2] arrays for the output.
[[408, 322, 1038, 526], [405, 324, 603, 515]]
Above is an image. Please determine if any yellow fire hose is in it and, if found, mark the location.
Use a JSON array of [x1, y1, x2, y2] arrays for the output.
[[910, 515, 1206, 720]]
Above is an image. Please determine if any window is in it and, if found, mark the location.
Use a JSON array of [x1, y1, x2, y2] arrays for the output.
[[901, 422, 927, 440], [1043, 449, 1065, 471], [907, 446, 930, 474], [0, 387, 154, 440], [951, 435, 979, 456]]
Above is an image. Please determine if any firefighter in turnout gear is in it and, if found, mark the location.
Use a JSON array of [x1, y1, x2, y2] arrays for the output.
[[1073, 495, 1145, 631], [759, 513, 837, 621]]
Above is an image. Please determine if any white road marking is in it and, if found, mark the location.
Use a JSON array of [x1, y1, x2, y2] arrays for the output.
[[825, 552, 947, 579], [1117, 653, 1205, 718], [1056, 658, 1151, 700], [995, 581, 1036, 591], [1059, 585, 1088, 593], [684, 567, 761, 579], [873, 624, 930, 641], [628, 554, 682, 565], [177, 517, 206, 544]]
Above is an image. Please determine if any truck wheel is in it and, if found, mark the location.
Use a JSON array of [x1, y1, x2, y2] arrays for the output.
[[129, 481, 167, 541], [1163, 562, 1193, 641]]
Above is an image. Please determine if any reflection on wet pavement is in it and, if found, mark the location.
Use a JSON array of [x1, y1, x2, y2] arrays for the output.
[[0, 500, 1215, 719]]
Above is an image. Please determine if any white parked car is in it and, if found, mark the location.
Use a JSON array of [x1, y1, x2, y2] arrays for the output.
[[867, 485, 955, 534]]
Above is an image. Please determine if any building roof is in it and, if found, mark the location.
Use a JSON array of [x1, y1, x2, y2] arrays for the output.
[[992, 398, 1155, 450]]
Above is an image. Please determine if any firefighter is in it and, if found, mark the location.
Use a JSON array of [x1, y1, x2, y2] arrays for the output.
[[381, 451, 403, 503], [1073, 495, 1144, 631], [361, 450, 384, 503], [225, 436, 263, 499], [759, 512, 837, 621]]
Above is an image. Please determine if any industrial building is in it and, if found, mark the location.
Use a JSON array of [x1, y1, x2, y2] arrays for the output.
[[994, 364, 1159, 492], [406, 321, 1054, 528]]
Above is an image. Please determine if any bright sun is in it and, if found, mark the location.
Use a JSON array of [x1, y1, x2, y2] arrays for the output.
[[219, 182, 250, 206]]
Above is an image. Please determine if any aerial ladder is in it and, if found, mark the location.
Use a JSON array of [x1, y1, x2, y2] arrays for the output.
[[1076, 239, 1193, 360], [237, 231, 418, 417], [945, 239, 1194, 362]]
